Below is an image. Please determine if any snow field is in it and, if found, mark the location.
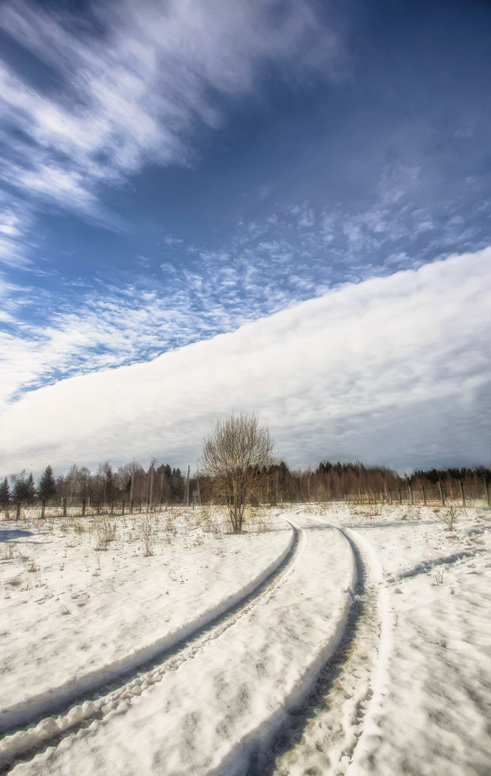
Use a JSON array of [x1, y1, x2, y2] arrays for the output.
[[250, 503, 491, 776], [1, 502, 490, 776], [0, 508, 292, 728], [3, 512, 356, 775], [340, 504, 491, 776]]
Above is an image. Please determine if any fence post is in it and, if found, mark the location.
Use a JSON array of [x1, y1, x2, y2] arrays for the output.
[[422, 484, 427, 506], [438, 481, 446, 506], [16, 502, 21, 520], [41, 500, 46, 519], [62, 497, 67, 517], [82, 498, 86, 517], [121, 500, 125, 516], [459, 481, 466, 507]]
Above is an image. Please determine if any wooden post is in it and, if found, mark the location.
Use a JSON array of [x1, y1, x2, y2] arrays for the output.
[[41, 500, 46, 519], [422, 484, 427, 506], [129, 475, 134, 509], [398, 489, 402, 504], [148, 466, 154, 509], [82, 498, 86, 517], [62, 497, 67, 517], [110, 502, 114, 516], [459, 481, 466, 507], [186, 465, 190, 507], [16, 502, 21, 520], [121, 500, 125, 516], [438, 481, 446, 506]]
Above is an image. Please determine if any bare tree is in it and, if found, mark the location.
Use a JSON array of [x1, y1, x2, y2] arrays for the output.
[[201, 413, 274, 532]]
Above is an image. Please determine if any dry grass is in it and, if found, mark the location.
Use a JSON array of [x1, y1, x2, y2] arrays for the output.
[[94, 517, 117, 550], [2, 542, 18, 560], [141, 516, 155, 556]]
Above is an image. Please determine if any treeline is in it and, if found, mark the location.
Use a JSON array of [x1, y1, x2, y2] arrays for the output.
[[0, 463, 188, 509], [261, 462, 491, 504], [1, 460, 490, 510]]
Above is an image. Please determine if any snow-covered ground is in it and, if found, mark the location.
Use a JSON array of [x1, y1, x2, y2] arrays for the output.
[[0, 502, 489, 775]]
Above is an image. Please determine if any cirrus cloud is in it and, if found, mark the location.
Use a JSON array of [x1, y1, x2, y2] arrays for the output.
[[0, 0, 339, 216]]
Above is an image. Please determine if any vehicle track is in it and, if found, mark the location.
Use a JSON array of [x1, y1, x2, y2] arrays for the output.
[[236, 523, 385, 776], [0, 521, 302, 774]]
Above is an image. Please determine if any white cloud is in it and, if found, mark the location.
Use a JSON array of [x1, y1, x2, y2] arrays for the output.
[[2, 183, 486, 409], [0, 0, 338, 214], [0, 255, 302, 408], [1, 246, 489, 474], [0, 199, 33, 268]]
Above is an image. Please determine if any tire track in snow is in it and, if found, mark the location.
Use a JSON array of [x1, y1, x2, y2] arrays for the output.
[[235, 524, 386, 776], [0, 521, 302, 774]]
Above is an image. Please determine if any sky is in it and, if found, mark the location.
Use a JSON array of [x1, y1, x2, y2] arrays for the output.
[[0, 0, 490, 475]]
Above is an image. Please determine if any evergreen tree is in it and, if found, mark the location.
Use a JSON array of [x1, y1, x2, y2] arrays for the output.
[[26, 473, 36, 503], [102, 462, 114, 502], [38, 465, 56, 502], [13, 473, 28, 503], [0, 477, 10, 507], [171, 468, 185, 502]]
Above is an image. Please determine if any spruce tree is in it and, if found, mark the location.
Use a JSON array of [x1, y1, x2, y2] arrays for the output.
[[0, 477, 10, 507], [26, 473, 36, 503], [38, 465, 56, 502], [13, 474, 28, 503]]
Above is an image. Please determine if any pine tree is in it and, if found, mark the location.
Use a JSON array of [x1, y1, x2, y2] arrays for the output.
[[0, 477, 10, 507], [38, 465, 56, 502]]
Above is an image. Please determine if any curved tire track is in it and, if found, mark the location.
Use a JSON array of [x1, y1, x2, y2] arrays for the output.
[[217, 522, 385, 776], [0, 522, 302, 774]]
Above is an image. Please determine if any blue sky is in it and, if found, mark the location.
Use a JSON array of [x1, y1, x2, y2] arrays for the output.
[[1, 0, 490, 472]]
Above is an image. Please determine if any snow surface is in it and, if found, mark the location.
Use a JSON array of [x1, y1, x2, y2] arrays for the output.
[[0, 503, 490, 775], [0, 509, 292, 721]]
